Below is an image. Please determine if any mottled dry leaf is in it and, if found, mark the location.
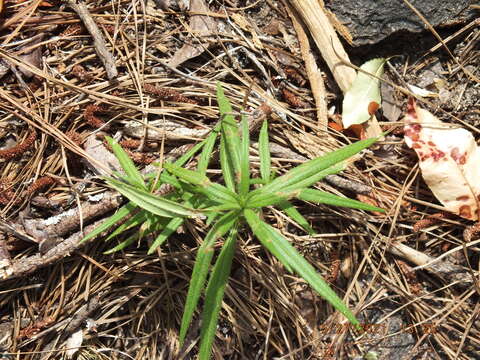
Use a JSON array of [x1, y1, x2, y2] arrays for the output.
[[168, 0, 217, 68], [404, 98, 480, 220]]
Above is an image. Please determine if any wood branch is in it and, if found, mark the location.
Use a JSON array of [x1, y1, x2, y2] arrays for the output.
[[0, 193, 122, 282], [1, 218, 109, 282], [387, 241, 473, 286], [67, 0, 118, 80], [22, 191, 122, 241], [288, 0, 356, 93], [287, 4, 328, 130]]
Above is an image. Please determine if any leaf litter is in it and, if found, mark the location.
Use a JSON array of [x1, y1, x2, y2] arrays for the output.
[[0, 0, 478, 359]]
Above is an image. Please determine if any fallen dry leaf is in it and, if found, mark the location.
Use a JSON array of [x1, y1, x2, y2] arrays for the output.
[[404, 98, 480, 220], [342, 58, 385, 129], [168, 0, 217, 68], [83, 134, 122, 176]]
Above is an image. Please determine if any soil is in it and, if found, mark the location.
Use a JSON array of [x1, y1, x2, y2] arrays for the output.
[[0, 1, 478, 359]]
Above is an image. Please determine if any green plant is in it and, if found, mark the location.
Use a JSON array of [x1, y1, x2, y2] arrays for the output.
[[82, 83, 384, 359]]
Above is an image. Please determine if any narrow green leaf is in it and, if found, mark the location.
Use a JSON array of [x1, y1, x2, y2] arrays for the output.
[[216, 82, 234, 120], [220, 134, 235, 191], [106, 178, 197, 218], [81, 202, 137, 243], [175, 137, 209, 167], [277, 200, 315, 235], [148, 217, 184, 254], [201, 203, 243, 212], [281, 162, 346, 192], [104, 209, 148, 242], [245, 189, 295, 208], [105, 136, 146, 190], [163, 162, 210, 186], [217, 83, 241, 184], [243, 209, 293, 273], [244, 209, 360, 329], [239, 114, 250, 196], [342, 58, 386, 128], [165, 163, 240, 205], [205, 212, 219, 227], [259, 120, 271, 183], [250, 178, 268, 185], [198, 122, 221, 175], [297, 189, 385, 212], [261, 137, 378, 193], [104, 234, 138, 254], [199, 224, 238, 360], [179, 210, 240, 345]]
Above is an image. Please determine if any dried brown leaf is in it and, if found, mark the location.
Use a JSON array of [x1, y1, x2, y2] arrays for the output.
[[167, 0, 217, 68]]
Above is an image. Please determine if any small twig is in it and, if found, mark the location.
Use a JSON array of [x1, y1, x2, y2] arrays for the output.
[[287, 0, 356, 92], [67, 0, 118, 80]]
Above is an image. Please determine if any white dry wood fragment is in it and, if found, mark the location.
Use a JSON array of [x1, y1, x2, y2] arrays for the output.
[[289, 1, 382, 137], [1, 218, 107, 281], [168, 0, 217, 68], [66, 329, 83, 358], [43, 208, 77, 226], [87, 193, 104, 202], [22, 191, 123, 241], [406, 84, 438, 98], [123, 119, 210, 140], [404, 98, 480, 220], [288, 0, 356, 93], [67, 0, 118, 80]]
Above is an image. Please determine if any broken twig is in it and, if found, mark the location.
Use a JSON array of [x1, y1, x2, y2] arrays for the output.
[[67, 0, 118, 80]]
